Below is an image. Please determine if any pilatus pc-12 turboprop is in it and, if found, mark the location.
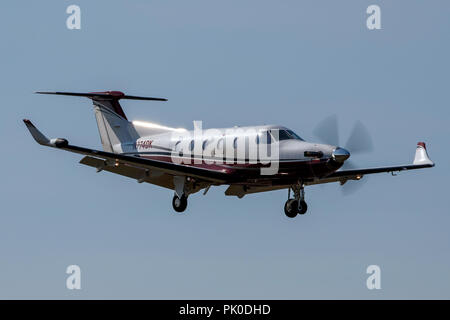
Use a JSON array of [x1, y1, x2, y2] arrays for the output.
[[24, 91, 434, 218]]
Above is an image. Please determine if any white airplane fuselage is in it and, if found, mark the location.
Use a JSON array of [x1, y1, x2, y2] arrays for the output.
[[125, 123, 344, 185], [25, 90, 434, 216]]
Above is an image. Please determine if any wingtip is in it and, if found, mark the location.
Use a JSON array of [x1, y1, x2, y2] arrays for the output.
[[35, 91, 57, 95], [413, 141, 434, 166], [23, 119, 52, 146]]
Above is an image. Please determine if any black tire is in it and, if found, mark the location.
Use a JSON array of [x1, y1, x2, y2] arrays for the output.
[[172, 195, 188, 213], [298, 200, 308, 215], [284, 199, 298, 218]]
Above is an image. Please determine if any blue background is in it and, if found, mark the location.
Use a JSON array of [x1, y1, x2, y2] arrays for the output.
[[0, 0, 448, 298]]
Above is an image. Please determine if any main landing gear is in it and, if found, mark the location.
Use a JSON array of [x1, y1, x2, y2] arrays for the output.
[[172, 175, 190, 213], [284, 184, 307, 218], [172, 194, 188, 212]]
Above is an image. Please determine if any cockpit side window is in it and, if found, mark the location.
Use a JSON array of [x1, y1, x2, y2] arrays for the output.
[[269, 129, 290, 141], [286, 129, 304, 141], [269, 129, 304, 141], [278, 130, 292, 141]]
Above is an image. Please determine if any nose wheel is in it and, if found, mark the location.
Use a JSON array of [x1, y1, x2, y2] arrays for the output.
[[298, 200, 307, 215], [284, 184, 308, 218]]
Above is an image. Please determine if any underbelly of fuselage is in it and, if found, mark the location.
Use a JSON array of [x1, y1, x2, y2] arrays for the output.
[[133, 152, 342, 185]]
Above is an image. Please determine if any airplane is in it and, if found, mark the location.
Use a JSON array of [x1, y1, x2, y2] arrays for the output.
[[23, 90, 435, 218]]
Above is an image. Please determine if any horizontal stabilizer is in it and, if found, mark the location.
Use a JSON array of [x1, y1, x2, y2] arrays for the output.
[[35, 91, 167, 101]]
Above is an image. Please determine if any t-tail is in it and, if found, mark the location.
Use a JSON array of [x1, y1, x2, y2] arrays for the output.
[[35, 91, 168, 153]]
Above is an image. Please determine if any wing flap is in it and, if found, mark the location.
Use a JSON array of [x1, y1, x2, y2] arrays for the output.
[[66, 144, 228, 183], [80, 156, 175, 189]]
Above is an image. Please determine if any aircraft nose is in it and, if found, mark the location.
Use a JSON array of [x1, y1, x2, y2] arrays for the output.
[[332, 147, 350, 162]]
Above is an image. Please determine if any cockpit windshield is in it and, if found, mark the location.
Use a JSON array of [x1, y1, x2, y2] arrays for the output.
[[269, 129, 304, 141]]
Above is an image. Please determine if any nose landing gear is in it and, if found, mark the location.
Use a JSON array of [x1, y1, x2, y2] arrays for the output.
[[284, 184, 308, 218], [284, 199, 299, 218]]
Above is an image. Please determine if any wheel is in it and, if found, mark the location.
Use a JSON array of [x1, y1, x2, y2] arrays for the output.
[[298, 200, 308, 215], [172, 194, 188, 212], [284, 199, 298, 218]]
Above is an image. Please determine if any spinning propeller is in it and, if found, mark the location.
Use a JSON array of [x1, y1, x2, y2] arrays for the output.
[[313, 115, 374, 194]]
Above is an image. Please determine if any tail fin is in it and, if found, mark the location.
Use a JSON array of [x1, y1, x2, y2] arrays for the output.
[[36, 91, 167, 153]]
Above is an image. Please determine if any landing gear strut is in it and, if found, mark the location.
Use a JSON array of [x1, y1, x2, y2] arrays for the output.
[[284, 184, 307, 218]]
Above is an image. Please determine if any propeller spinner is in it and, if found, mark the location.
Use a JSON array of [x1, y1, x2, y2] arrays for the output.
[[332, 147, 350, 162]]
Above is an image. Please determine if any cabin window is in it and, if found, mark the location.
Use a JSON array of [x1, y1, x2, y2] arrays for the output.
[[265, 131, 272, 144], [217, 138, 224, 149], [189, 140, 194, 151], [174, 141, 182, 156]]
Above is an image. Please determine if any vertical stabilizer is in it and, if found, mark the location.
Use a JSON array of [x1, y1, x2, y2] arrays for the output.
[[35, 91, 168, 153]]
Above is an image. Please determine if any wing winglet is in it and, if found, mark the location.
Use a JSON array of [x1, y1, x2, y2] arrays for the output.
[[23, 119, 68, 148], [413, 142, 434, 166], [23, 119, 51, 146]]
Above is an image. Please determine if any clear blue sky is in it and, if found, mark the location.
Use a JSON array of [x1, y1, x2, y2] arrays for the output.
[[0, 0, 449, 299]]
